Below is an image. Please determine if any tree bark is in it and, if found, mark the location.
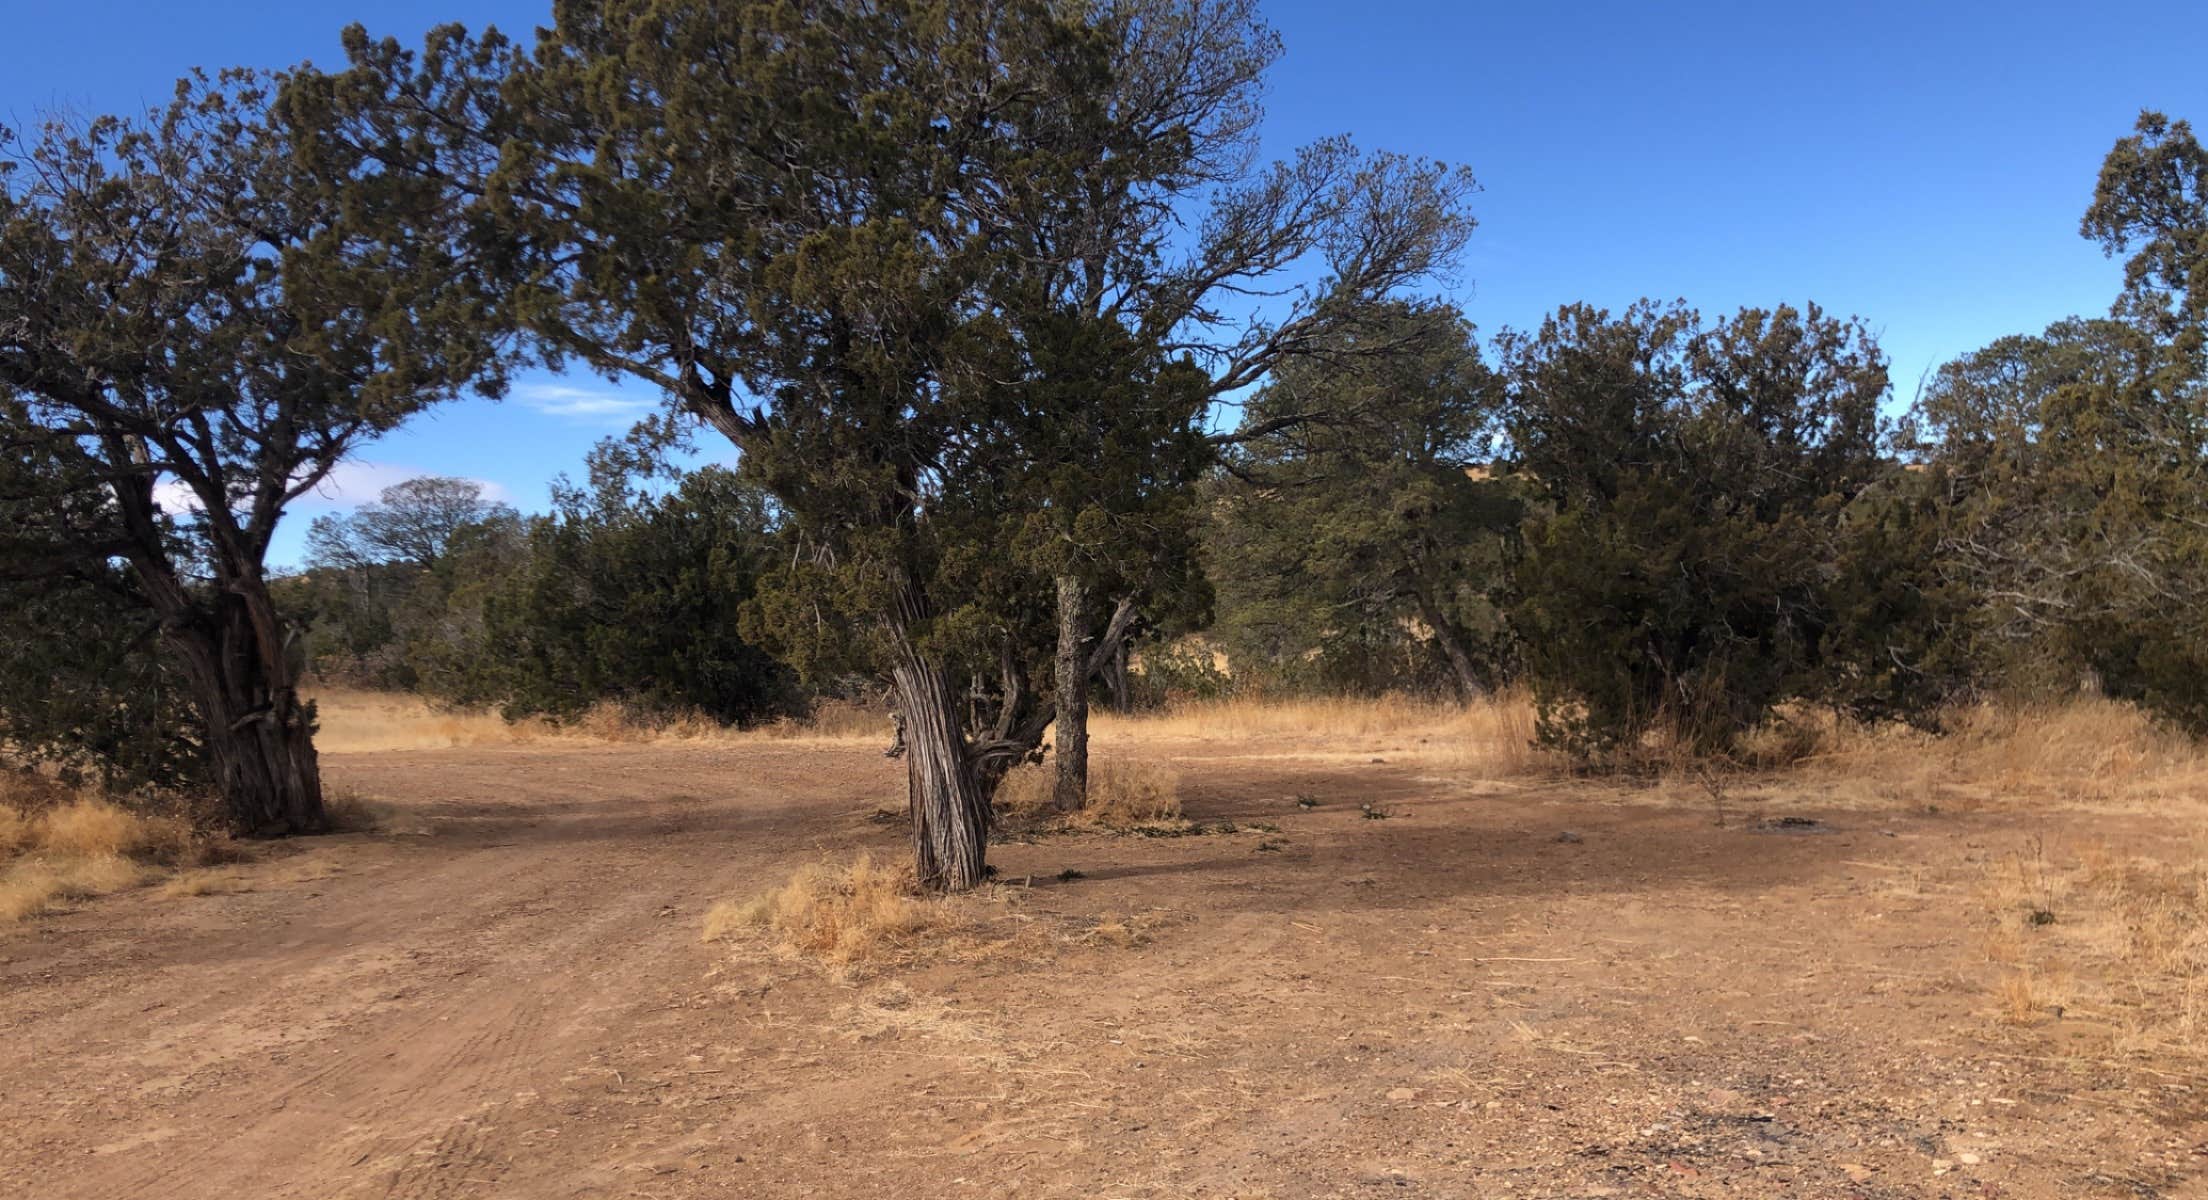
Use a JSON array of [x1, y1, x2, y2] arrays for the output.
[[1413, 587, 1489, 702], [161, 589, 326, 835], [1105, 639, 1132, 714], [1051, 574, 1090, 813], [891, 653, 990, 892]]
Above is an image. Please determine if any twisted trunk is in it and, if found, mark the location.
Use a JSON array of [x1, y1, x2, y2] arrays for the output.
[[160, 587, 325, 835], [892, 652, 989, 892]]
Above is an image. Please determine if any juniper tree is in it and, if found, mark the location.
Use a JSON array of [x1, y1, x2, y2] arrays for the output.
[[1501, 301, 1889, 758], [0, 72, 507, 832], [323, 1, 1473, 881], [0, 417, 205, 793], [453, 446, 800, 727], [980, 0, 1479, 808], [1209, 301, 1518, 699], [318, 3, 1108, 887], [1906, 113, 2208, 728]]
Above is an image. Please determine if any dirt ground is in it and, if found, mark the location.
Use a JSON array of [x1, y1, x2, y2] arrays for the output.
[[1, 735, 2202, 1199]]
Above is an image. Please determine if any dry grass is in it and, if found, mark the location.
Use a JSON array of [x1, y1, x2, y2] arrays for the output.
[[996, 756, 1188, 832], [1093, 689, 1546, 774], [0, 855, 153, 923], [36, 796, 195, 862], [1076, 760, 1184, 829], [0, 788, 211, 924], [324, 789, 433, 837], [311, 689, 886, 754], [1786, 696, 2208, 814], [309, 689, 558, 753], [705, 853, 956, 969], [704, 853, 1044, 977], [1078, 908, 1176, 949], [1973, 834, 2208, 1054], [759, 698, 892, 742]]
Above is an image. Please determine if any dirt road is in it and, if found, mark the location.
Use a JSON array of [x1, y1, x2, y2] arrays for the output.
[[1, 740, 2199, 1198]]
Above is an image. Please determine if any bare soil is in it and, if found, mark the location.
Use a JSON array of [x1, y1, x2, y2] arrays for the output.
[[1, 739, 2201, 1198]]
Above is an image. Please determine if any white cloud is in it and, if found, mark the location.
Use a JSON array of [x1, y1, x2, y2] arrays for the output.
[[303, 461, 512, 508], [512, 381, 661, 424], [150, 461, 511, 515]]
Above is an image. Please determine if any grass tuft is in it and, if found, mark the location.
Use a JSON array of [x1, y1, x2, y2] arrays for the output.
[[996, 758, 1187, 833], [704, 853, 952, 968], [0, 784, 230, 924]]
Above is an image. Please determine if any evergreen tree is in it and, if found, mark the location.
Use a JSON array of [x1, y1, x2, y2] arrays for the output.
[[323, 1, 1472, 884], [1501, 301, 1889, 758], [0, 70, 507, 831], [1210, 301, 1519, 698], [452, 442, 800, 727]]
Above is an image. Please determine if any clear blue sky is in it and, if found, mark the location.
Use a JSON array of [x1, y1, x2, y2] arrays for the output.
[[8, 1, 2204, 566]]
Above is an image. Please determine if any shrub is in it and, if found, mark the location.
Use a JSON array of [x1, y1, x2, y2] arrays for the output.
[[1502, 301, 1888, 761]]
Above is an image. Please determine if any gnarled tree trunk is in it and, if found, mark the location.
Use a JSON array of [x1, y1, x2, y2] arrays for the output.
[[891, 652, 990, 892], [1051, 574, 1090, 812], [161, 587, 326, 835]]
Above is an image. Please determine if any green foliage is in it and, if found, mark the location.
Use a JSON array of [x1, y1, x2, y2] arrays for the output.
[[1210, 301, 1520, 697], [1816, 464, 1981, 726], [0, 435, 206, 791], [281, 476, 521, 690], [0, 67, 507, 830], [1501, 301, 1889, 758], [457, 456, 800, 726], [1911, 314, 2208, 729], [2083, 111, 2208, 348]]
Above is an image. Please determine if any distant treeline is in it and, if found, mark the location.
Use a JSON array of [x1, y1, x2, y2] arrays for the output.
[[294, 265, 2207, 769]]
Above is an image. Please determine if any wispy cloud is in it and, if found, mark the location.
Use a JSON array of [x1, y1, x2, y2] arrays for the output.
[[512, 381, 662, 424], [151, 461, 511, 514], [301, 461, 512, 507]]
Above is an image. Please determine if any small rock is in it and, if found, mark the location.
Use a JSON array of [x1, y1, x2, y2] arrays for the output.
[[1931, 1158, 1954, 1175], [1841, 1163, 1874, 1183], [1554, 830, 1584, 844], [1386, 1087, 1419, 1101], [1958, 1152, 1982, 1166]]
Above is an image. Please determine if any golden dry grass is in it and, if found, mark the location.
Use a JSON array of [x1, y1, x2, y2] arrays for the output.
[[0, 804, 28, 857], [0, 855, 152, 923], [310, 689, 887, 754], [1764, 696, 2208, 814], [1093, 689, 1547, 774], [995, 757, 1187, 831], [704, 852, 953, 968], [1972, 833, 2208, 1054], [704, 853, 1041, 977], [0, 781, 222, 924], [308, 689, 560, 753], [36, 797, 195, 862]]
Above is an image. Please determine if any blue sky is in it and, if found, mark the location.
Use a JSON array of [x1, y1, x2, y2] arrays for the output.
[[8, 1, 2204, 566]]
